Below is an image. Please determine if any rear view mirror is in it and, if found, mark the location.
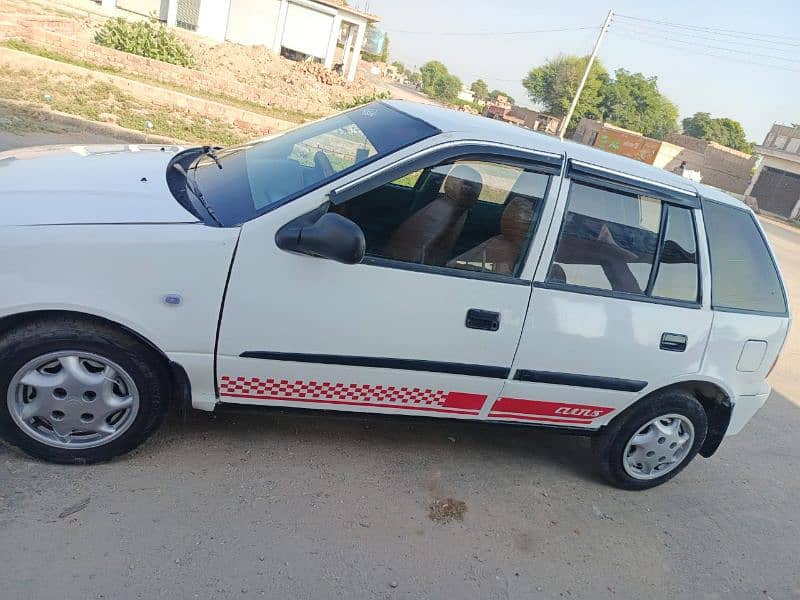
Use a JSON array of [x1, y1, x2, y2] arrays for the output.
[[275, 210, 365, 264]]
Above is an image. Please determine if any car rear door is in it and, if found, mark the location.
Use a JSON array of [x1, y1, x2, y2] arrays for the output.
[[491, 160, 714, 428], [215, 144, 564, 420]]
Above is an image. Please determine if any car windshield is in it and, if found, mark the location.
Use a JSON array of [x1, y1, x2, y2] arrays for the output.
[[191, 102, 439, 226]]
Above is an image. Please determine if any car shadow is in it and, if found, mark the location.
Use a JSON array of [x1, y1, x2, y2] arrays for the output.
[[150, 405, 603, 484]]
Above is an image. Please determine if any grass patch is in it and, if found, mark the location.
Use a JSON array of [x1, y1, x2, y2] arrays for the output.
[[0, 65, 264, 145], [2, 39, 323, 124]]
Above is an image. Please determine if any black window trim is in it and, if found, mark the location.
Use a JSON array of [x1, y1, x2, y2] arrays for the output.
[[567, 158, 700, 209], [541, 177, 703, 309], [361, 256, 533, 286], [534, 280, 702, 309], [330, 141, 564, 204], [701, 197, 790, 317]]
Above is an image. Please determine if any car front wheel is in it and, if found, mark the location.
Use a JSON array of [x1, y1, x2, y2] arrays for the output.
[[0, 316, 169, 464], [593, 390, 708, 490]]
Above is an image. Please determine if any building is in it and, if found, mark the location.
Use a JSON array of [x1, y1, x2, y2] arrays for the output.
[[482, 97, 560, 134], [573, 118, 682, 167], [98, 0, 379, 81], [457, 88, 475, 104], [573, 118, 756, 194], [745, 124, 800, 219], [665, 133, 755, 195], [507, 106, 560, 134]]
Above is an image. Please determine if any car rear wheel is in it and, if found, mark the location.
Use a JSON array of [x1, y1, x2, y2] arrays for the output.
[[0, 317, 169, 464], [592, 390, 708, 490]]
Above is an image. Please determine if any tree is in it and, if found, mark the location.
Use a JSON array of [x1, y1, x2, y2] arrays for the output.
[[391, 61, 405, 74], [522, 54, 608, 127], [601, 69, 678, 139], [419, 60, 462, 102], [470, 79, 489, 102], [379, 34, 390, 63], [406, 71, 421, 86], [682, 112, 753, 153]]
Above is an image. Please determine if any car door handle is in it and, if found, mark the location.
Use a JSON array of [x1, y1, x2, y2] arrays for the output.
[[660, 333, 687, 352], [466, 309, 500, 332]]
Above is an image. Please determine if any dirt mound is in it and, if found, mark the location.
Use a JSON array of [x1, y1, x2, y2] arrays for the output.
[[189, 38, 384, 109]]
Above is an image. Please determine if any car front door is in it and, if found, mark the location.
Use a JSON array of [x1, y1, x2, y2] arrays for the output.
[[492, 159, 714, 428], [216, 145, 563, 420]]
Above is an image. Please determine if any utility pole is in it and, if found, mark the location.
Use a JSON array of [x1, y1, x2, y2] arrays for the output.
[[558, 9, 613, 140]]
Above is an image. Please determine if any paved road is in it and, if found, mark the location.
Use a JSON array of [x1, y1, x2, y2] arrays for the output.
[[1, 132, 799, 600]]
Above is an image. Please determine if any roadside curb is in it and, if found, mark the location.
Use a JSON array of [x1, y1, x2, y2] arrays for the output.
[[0, 98, 185, 145], [758, 212, 800, 233]]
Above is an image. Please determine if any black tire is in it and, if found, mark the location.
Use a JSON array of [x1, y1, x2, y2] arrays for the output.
[[592, 390, 708, 490], [0, 316, 170, 464]]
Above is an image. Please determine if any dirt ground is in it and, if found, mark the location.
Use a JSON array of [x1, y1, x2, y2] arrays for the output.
[[2, 0, 387, 112], [0, 131, 799, 599]]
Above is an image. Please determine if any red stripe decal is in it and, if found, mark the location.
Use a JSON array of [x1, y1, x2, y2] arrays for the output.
[[487, 412, 594, 425], [490, 397, 613, 421], [442, 392, 488, 411]]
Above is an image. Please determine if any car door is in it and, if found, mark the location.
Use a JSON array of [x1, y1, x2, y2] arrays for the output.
[[490, 159, 714, 428], [216, 144, 564, 419]]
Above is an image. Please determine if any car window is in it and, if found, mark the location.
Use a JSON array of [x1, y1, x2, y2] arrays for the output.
[[547, 182, 701, 303], [288, 123, 377, 172], [703, 200, 787, 314], [191, 102, 439, 225], [333, 159, 551, 278], [651, 205, 699, 302], [549, 183, 662, 294], [435, 161, 536, 204], [391, 170, 423, 188]]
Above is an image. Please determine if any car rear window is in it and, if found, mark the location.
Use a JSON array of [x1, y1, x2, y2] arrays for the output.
[[702, 200, 787, 315]]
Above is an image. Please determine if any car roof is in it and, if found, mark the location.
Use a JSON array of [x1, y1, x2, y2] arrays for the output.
[[384, 100, 747, 210]]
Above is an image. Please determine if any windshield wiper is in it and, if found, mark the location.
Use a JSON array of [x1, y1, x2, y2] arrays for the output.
[[202, 145, 224, 169], [172, 163, 222, 226]]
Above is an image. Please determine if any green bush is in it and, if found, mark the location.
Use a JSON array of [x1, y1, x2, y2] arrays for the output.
[[94, 17, 195, 68], [335, 91, 392, 111]]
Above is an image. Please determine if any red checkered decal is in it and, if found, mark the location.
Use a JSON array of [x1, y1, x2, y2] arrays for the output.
[[219, 376, 487, 415]]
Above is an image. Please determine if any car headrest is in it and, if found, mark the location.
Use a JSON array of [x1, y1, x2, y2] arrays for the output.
[[443, 164, 483, 209], [501, 196, 534, 243]]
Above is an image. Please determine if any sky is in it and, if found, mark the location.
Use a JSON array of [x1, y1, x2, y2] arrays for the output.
[[360, 0, 800, 142]]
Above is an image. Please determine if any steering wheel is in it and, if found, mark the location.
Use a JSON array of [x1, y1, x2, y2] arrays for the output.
[[314, 150, 334, 178]]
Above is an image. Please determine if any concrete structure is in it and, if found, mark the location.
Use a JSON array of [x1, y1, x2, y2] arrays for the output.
[[573, 118, 756, 194], [666, 133, 755, 195], [99, 0, 379, 81], [746, 123, 800, 219], [573, 118, 682, 168]]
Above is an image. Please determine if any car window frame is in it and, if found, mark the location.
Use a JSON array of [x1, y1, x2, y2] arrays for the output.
[[329, 142, 564, 285], [536, 160, 704, 310]]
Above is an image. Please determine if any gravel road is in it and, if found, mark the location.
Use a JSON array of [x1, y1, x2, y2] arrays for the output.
[[1, 129, 798, 600]]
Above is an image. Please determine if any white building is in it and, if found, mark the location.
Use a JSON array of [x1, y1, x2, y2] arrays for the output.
[[99, 0, 379, 81]]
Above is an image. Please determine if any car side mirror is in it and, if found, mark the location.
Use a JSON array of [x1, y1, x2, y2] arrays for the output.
[[275, 210, 365, 265]]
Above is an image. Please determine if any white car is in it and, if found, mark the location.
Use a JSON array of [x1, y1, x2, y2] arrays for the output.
[[0, 101, 789, 489]]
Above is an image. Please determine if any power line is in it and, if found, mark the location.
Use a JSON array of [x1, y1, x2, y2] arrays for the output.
[[613, 30, 800, 74], [612, 25, 800, 64], [383, 25, 599, 37], [615, 14, 800, 46], [613, 22, 800, 55]]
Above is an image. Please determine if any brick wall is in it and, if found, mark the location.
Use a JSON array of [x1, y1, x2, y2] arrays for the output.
[[1, 17, 330, 117], [666, 132, 756, 195]]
